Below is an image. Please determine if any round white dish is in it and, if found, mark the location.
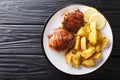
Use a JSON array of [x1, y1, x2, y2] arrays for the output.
[[42, 4, 113, 75]]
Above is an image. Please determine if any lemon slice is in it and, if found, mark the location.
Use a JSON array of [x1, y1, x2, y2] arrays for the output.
[[89, 13, 106, 29], [83, 7, 98, 22]]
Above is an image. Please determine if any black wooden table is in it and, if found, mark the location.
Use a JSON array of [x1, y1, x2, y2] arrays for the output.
[[0, 0, 119, 80]]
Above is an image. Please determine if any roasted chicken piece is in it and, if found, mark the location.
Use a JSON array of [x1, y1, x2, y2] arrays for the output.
[[48, 28, 74, 51], [62, 9, 84, 33]]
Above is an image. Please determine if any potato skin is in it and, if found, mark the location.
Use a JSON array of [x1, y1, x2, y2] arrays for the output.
[[74, 36, 80, 50], [71, 51, 81, 67], [90, 52, 102, 60], [65, 50, 74, 64], [81, 47, 95, 59], [81, 37, 87, 51], [87, 43, 92, 49], [102, 35, 108, 48], [82, 59, 95, 67], [95, 43, 101, 53], [77, 27, 86, 37], [84, 23, 90, 35], [88, 29, 97, 45]]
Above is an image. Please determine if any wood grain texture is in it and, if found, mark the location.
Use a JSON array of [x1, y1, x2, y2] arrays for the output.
[[0, 0, 119, 79], [0, 0, 119, 26], [0, 25, 42, 54]]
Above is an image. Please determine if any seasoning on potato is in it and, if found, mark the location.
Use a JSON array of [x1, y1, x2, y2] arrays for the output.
[[90, 52, 102, 60], [65, 50, 74, 64], [81, 47, 95, 59], [82, 59, 95, 67], [71, 51, 81, 67]]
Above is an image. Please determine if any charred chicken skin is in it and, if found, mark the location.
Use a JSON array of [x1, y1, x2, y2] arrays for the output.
[[48, 28, 74, 51], [62, 9, 84, 33]]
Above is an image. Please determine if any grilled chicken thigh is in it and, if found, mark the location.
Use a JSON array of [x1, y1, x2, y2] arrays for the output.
[[48, 28, 74, 51], [62, 9, 84, 33]]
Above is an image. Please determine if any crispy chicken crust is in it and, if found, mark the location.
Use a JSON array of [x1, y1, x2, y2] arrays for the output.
[[62, 9, 84, 33], [48, 28, 74, 51]]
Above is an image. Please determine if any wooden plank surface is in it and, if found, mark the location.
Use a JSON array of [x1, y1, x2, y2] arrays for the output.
[[0, 0, 119, 26], [0, 0, 119, 79], [0, 25, 42, 54]]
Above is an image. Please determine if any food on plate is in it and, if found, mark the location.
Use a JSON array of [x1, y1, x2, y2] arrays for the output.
[[88, 28, 97, 45], [48, 7, 108, 68], [62, 9, 84, 33], [87, 43, 92, 48], [83, 7, 98, 22], [74, 36, 80, 50], [65, 49, 74, 64], [90, 52, 102, 60], [102, 35, 108, 48], [90, 21, 96, 30], [81, 59, 95, 67], [71, 51, 81, 67], [97, 30, 102, 41], [48, 28, 74, 51], [89, 13, 106, 29], [83, 7, 106, 29], [77, 27, 86, 37], [81, 37, 87, 51], [95, 42, 102, 53], [65, 50, 81, 67], [84, 23, 91, 35], [81, 47, 95, 59]]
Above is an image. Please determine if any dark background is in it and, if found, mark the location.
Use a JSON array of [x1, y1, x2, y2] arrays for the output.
[[0, 0, 119, 80]]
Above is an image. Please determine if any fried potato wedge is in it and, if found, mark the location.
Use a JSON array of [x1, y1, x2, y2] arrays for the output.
[[84, 23, 91, 35], [65, 50, 74, 64], [81, 37, 87, 51], [81, 47, 95, 59], [71, 51, 81, 67], [90, 52, 102, 60], [74, 36, 80, 50], [88, 29, 97, 45], [102, 35, 108, 48], [82, 59, 95, 67], [77, 27, 86, 37]]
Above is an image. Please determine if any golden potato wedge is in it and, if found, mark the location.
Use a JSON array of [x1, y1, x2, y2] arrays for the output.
[[81, 37, 87, 51], [88, 29, 97, 45], [82, 59, 95, 67], [81, 47, 95, 59], [71, 52, 81, 67], [77, 27, 86, 37], [84, 23, 91, 35], [76, 50, 82, 56], [95, 42, 102, 53], [74, 36, 80, 50], [91, 52, 102, 60], [90, 22, 96, 30], [65, 50, 74, 64], [97, 30, 102, 41], [102, 35, 108, 48]]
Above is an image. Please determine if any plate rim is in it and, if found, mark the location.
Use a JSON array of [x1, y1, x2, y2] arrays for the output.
[[41, 3, 114, 75]]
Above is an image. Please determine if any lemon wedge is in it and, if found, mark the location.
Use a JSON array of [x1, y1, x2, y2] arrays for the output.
[[89, 13, 106, 29], [83, 7, 98, 22]]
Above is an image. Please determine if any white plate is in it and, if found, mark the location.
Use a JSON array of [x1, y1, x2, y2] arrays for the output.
[[42, 4, 113, 75]]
